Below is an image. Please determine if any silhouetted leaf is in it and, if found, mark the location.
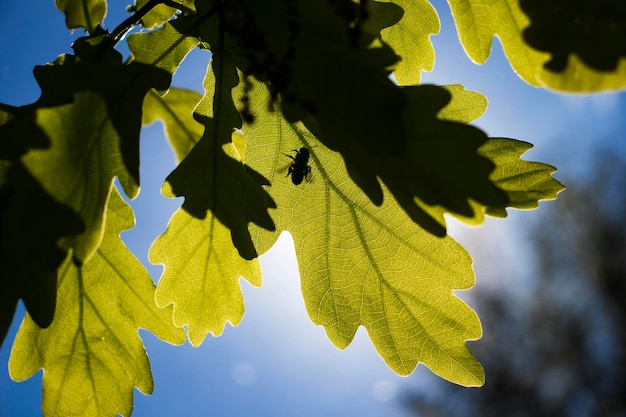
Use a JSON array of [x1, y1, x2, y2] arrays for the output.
[[0, 280, 17, 348], [416, 85, 564, 225], [201, 0, 406, 155], [205, 0, 506, 235], [8, 187, 185, 417], [163, 49, 275, 258], [0, 40, 169, 339], [0, 163, 84, 336], [0, 161, 16, 346], [324, 83, 507, 236], [0, 112, 82, 346], [21, 92, 131, 263]]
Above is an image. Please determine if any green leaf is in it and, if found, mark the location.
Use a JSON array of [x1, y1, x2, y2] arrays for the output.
[[151, 49, 274, 345], [328, 83, 507, 237], [8, 187, 185, 417], [142, 88, 204, 163], [0, 110, 83, 345], [150, 201, 263, 346], [162, 47, 276, 260], [134, 0, 176, 28], [376, 0, 440, 85], [209, 1, 506, 235], [0, 104, 52, 161], [480, 138, 564, 217], [448, 0, 626, 91], [127, 16, 201, 76], [438, 84, 489, 123], [419, 85, 564, 225], [132, 0, 196, 28], [55, 0, 107, 32], [436, 86, 565, 215], [0, 46, 169, 338], [20, 56, 170, 263], [21, 92, 133, 263], [242, 81, 484, 385]]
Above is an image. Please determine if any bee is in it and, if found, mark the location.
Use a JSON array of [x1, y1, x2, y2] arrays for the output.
[[285, 147, 312, 185]]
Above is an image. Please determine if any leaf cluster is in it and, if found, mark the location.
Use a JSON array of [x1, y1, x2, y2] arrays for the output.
[[3, 0, 620, 415]]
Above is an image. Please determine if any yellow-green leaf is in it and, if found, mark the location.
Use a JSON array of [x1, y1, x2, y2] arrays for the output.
[[150, 52, 274, 346], [480, 138, 564, 217], [142, 88, 204, 163], [133, 0, 195, 28], [379, 0, 440, 85], [8, 187, 185, 417], [150, 201, 262, 346], [135, 0, 175, 28], [55, 0, 106, 32], [128, 17, 201, 76], [447, 0, 626, 91], [439, 84, 489, 123], [21, 52, 170, 264], [243, 81, 484, 385], [420, 84, 564, 225], [23, 92, 136, 263]]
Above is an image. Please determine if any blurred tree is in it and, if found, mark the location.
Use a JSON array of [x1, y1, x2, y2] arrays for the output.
[[403, 151, 626, 417]]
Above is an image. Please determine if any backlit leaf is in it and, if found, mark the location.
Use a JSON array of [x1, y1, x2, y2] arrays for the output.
[[242, 80, 484, 385], [8, 187, 185, 417], [142, 88, 204, 163], [55, 0, 106, 32], [21, 55, 170, 263], [377, 0, 440, 84], [207, 1, 506, 236], [150, 201, 262, 346], [447, 0, 626, 91], [422, 84, 564, 225], [135, 0, 177, 28], [151, 49, 274, 345], [480, 138, 564, 217], [128, 16, 201, 76], [22, 92, 136, 263]]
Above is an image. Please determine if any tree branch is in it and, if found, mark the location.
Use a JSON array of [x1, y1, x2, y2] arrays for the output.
[[110, 0, 194, 45]]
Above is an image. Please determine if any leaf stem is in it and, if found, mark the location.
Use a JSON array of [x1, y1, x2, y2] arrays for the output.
[[110, 0, 194, 45]]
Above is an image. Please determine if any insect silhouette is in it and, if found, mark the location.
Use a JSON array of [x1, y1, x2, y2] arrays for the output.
[[285, 147, 312, 185]]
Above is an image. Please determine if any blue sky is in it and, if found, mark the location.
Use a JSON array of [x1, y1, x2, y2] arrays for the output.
[[1, 1, 625, 417]]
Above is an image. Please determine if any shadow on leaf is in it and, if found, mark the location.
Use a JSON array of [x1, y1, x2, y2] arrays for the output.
[[520, 0, 626, 72], [0, 164, 84, 347], [305, 85, 508, 237], [164, 120, 276, 260]]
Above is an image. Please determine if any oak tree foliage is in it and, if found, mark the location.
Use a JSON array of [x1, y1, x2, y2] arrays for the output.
[[2, 0, 621, 415]]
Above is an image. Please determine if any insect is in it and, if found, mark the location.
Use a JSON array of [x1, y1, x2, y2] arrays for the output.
[[285, 147, 312, 185]]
